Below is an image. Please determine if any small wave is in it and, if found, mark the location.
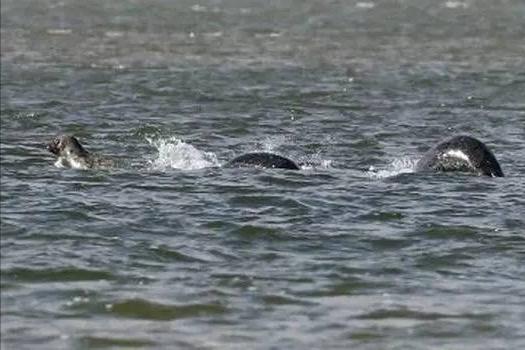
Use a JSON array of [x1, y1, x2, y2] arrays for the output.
[[105, 298, 227, 320], [299, 158, 333, 170], [366, 156, 419, 179], [3, 267, 115, 282], [147, 137, 220, 171], [78, 336, 156, 348]]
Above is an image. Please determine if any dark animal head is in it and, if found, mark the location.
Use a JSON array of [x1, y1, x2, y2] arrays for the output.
[[47, 135, 89, 157]]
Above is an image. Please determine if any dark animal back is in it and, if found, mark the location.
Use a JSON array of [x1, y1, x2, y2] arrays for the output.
[[416, 135, 504, 177], [226, 152, 300, 170]]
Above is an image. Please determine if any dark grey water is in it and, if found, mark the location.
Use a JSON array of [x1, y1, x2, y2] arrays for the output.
[[1, 0, 525, 349]]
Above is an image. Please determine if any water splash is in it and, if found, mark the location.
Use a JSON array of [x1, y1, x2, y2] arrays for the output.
[[444, 1, 469, 9], [356, 2, 375, 9], [366, 156, 419, 179], [298, 154, 334, 170], [258, 136, 334, 170], [260, 136, 288, 153], [147, 137, 220, 171]]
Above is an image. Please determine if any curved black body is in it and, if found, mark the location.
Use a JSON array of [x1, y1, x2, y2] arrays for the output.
[[226, 152, 300, 170], [416, 135, 504, 177]]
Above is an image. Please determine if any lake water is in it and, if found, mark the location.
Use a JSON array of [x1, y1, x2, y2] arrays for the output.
[[1, 0, 525, 349]]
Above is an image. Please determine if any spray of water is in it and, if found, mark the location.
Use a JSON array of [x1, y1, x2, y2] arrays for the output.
[[147, 137, 220, 171], [366, 156, 419, 179], [259, 136, 334, 170], [146, 135, 335, 172]]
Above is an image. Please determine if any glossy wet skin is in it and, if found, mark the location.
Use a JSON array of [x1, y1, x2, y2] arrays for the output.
[[226, 152, 300, 170], [416, 135, 504, 177]]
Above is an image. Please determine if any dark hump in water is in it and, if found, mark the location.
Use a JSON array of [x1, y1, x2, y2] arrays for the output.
[[226, 152, 300, 170], [416, 135, 504, 177]]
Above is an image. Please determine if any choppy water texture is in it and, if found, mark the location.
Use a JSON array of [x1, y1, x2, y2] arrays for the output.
[[2, 0, 525, 349]]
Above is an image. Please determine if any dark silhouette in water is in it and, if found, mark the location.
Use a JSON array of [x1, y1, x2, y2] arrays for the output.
[[48, 135, 299, 170], [226, 152, 300, 170], [48, 134, 503, 175], [47, 135, 113, 169], [416, 135, 504, 177]]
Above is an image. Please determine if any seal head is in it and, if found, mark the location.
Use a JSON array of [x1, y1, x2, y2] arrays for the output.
[[416, 135, 504, 177], [47, 134, 112, 169], [48, 135, 89, 157], [226, 152, 300, 170]]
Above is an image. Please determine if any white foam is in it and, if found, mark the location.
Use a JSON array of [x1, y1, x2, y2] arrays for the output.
[[356, 2, 375, 9], [366, 156, 418, 179], [190, 4, 207, 12], [318, 159, 333, 169], [54, 156, 89, 170], [444, 1, 469, 9], [147, 137, 220, 171], [298, 155, 333, 170], [260, 136, 285, 153]]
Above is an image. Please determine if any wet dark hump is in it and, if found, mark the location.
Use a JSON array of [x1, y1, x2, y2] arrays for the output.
[[416, 135, 504, 177], [226, 152, 300, 170]]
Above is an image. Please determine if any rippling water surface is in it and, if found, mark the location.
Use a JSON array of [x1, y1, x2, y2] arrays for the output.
[[1, 1, 525, 349]]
